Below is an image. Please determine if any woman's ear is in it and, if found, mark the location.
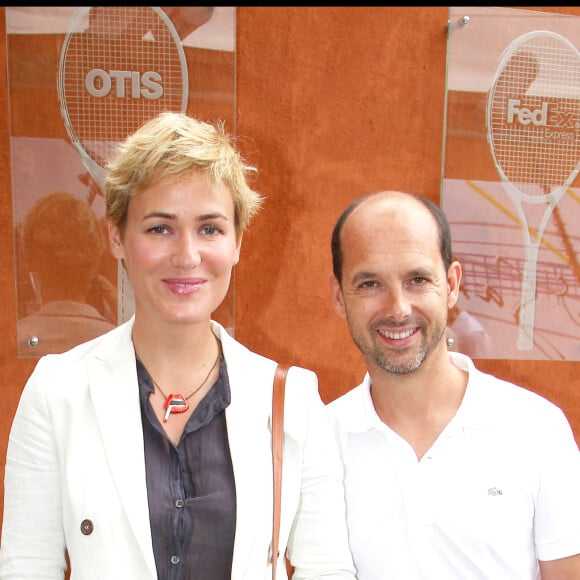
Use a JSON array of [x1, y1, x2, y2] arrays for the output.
[[233, 232, 243, 265], [108, 220, 125, 260]]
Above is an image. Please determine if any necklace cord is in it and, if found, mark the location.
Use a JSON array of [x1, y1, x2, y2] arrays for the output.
[[145, 344, 221, 401]]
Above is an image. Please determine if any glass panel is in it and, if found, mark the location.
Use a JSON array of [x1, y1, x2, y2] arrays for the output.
[[7, 7, 236, 357], [442, 7, 580, 360]]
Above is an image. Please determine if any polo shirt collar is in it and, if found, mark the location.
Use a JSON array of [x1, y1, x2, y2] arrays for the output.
[[350, 351, 494, 434]]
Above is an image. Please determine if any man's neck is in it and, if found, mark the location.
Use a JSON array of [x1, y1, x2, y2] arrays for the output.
[[368, 355, 468, 459]]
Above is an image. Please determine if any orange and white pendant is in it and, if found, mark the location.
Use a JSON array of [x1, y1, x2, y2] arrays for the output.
[[163, 394, 189, 422]]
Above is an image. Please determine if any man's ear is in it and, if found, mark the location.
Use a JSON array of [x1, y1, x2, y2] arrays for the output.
[[447, 261, 462, 310], [328, 274, 347, 319], [108, 220, 125, 260]]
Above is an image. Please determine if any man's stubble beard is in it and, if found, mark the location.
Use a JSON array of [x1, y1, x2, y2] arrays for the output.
[[349, 317, 447, 376]]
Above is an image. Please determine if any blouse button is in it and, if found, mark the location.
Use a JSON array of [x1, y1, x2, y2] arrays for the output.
[[175, 499, 184, 508], [170, 555, 180, 565]]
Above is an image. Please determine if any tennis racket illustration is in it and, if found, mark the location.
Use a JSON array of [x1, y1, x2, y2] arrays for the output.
[[486, 31, 580, 350], [57, 6, 189, 191]]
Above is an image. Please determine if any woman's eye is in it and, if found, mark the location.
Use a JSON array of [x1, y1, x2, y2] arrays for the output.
[[148, 225, 170, 235], [201, 224, 220, 235]]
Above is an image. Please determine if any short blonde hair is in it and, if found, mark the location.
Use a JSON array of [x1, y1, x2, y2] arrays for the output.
[[105, 112, 264, 236]]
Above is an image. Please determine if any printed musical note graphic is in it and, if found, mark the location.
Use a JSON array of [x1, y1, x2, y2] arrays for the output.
[[443, 178, 580, 361]]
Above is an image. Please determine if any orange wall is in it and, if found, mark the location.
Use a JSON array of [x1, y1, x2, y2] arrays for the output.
[[233, 7, 451, 401], [2, 6, 580, 534]]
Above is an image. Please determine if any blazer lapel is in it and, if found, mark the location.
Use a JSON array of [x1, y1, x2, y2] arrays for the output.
[[213, 323, 276, 578], [88, 321, 157, 577]]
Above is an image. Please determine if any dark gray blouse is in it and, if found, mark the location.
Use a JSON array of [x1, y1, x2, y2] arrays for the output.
[[137, 355, 236, 580]]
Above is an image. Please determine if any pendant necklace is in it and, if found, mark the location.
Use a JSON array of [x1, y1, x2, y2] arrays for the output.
[[149, 346, 221, 423]]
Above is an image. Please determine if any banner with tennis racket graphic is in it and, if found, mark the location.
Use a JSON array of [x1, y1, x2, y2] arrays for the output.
[[57, 7, 192, 325], [443, 7, 580, 360], [6, 7, 236, 356], [57, 6, 189, 191]]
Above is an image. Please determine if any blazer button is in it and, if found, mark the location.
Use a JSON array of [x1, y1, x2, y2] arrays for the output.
[[80, 519, 94, 535]]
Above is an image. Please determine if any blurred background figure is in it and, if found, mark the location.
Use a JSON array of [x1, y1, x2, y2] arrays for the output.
[[448, 305, 493, 358], [17, 191, 116, 356]]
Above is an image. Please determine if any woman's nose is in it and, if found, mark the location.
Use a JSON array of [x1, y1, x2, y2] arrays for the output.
[[171, 233, 201, 269]]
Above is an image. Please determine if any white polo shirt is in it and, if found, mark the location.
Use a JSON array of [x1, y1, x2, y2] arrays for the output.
[[327, 352, 580, 580]]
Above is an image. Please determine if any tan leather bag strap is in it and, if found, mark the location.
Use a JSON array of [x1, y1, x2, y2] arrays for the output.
[[272, 363, 289, 580]]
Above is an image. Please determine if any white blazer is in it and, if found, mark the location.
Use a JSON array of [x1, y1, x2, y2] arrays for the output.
[[0, 319, 355, 580]]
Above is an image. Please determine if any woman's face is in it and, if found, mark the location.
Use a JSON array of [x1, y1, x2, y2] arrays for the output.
[[108, 172, 241, 327]]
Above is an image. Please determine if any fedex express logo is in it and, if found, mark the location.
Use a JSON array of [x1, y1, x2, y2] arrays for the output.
[[507, 99, 578, 140]]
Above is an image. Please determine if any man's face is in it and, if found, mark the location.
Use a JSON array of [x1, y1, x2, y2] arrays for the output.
[[329, 194, 458, 375]]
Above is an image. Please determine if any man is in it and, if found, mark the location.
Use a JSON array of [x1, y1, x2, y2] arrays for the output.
[[326, 190, 580, 580]]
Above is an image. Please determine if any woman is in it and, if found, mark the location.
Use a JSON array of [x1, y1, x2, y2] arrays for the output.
[[0, 113, 356, 580]]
